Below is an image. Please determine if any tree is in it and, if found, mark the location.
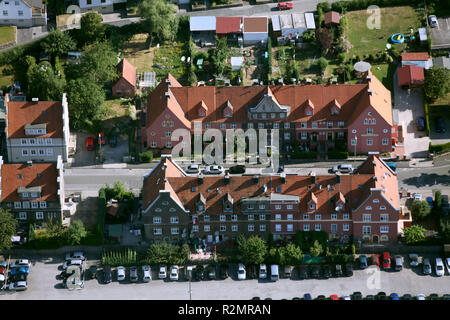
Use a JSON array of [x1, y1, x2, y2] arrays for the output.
[[302, 30, 316, 43], [80, 12, 106, 45], [26, 61, 66, 101], [41, 28, 76, 59], [186, 65, 197, 86], [66, 77, 105, 128], [0, 208, 18, 252], [237, 236, 267, 265], [78, 41, 118, 85], [282, 244, 303, 265], [211, 36, 231, 77], [403, 225, 426, 244], [65, 220, 87, 245], [424, 67, 450, 103], [146, 242, 173, 264], [318, 57, 328, 73], [139, 0, 177, 44], [411, 200, 431, 220], [266, 247, 284, 265], [316, 28, 334, 52], [267, 233, 275, 248], [310, 240, 323, 257]]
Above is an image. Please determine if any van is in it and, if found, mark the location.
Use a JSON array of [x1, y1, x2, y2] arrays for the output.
[[394, 255, 403, 271], [270, 264, 279, 282]]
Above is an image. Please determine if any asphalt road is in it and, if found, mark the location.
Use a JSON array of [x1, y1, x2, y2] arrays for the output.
[[3, 257, 450, 300]]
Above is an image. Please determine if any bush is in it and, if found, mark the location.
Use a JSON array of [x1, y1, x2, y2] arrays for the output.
[[140, 150, 154, 162], [423, 98, 430, 136], [337, 52, 346, 63], [327, 151, 348, 159], [318, 57, 328, 72], [317, 1, 331, 12], [102, 248, 137, 267], [302, 30, 316, 43], [429, 141, 450, 154]]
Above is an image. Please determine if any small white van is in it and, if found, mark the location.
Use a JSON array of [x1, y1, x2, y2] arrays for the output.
[[270, 264, 279, 282]]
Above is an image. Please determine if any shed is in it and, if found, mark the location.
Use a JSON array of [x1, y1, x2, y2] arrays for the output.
[[278, 13, 307, 38], [216, 17, 242, 34], [231, 56, 244, 71], [271, 15, 281, 32], [304, 12, 316, 30], [401, 52, 433, 69], [418, 28, 427, 42], [324, 11, 340, 25], [190, 16, 216, 31], [397, 65, 424, 88], [243, 17, 268, 45]]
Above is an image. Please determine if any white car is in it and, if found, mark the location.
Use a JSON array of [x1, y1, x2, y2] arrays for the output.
[[414, 193, 422, 201], [62, 259, 83, 270], [117, 266, 126, 281], [159, 265, 167, 279], [142, 265, 151, 282], [204, 165, 224, 175], [435, 258, 445, 276], [343, 295, 351, 300], [445, 258, 450, 275], [9, 281, 27, 291], [259, 264, 267, 279], [417, 293, 425, 300], [185, 164, 200, 174], [11, 259, 30, 268], [428, 15, 438, 28], [170, 265, 179, 281], [237, 263, 246, 280], [65, 252, 85, 261], [408, 253, 419, 267]]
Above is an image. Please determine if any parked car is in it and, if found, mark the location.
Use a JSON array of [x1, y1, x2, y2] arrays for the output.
[[416, 293, 426, 300], [443, 294, 450, 300], [62, 259, 83, 270], [259, 264, 267, 279], [316, 295, 326, 300], [8, 280, 27, 291], [304, 293, 312, 300], [342, 295, 351, 300], [394, 255, 403, 271], [351, 292, 363, 300], [237, 263, 246, 280], [86, 137, 95, 151], [365, 295, 376, 300], [170, 265, 179, 281], [386, 162, 397, 172], [98, 132, 106, 145], [65, 252, 85, 261], [207, 265, 216, 280], [390, 293, 400, 300], [422, 258, 432, 275], [382, 252, 391, 270], [219, 264, 229, 280], [322, 265, 332, 279], [195, 265, 204, 281], [428, 15, 438, 27], [116, 266, 126, 281], [330, 294, 339, 300], [401, 294, 413, 300], [428, 293, 440, 300], [435, 258, 445, 277], [334, 264, 343, 277], [277, 1, 293, 10], [344, 263, 353, 277], [270, 264, 279, 282], [284, 265, 293, 278], [435, 117, 446, 133], [204, 165, 224, 175], [109, 134, 117, 148], [229, 165, 245, 174], [377, 292, 388, 300], [310, 265, 321, 278], [159, 265, 167, 279], [359, 255, 368, 269], [142, 265, 151, 282], [185, 164, 200, 174], [299, 265, 309, 280], [409, 253, 419, 267], [370, 254, 380, 267], [445, 258, 450, 275], [88, 265, 97, 280], [417, 116, 425, 131], [130, 266, 138, 282], [11, 259, 30, 268], [414, 193, 422, 201], [332, 164, 353, 174], [11, 266, 29, 275], [103, 265, 112, 284]]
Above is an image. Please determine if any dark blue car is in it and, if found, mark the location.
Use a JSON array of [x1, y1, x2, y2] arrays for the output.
[[304, 293, 312, 300], [11, 266, 29, 275]]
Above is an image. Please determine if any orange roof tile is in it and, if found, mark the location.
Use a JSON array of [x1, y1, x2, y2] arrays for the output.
[[117, 58, 137, 87], [401, 52, 430, 61]]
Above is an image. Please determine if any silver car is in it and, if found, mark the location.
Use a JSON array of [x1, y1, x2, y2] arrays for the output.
[[142, 265, 151, 282], [422, 258, 432, 275], [428, 15, 438, 28], [130, 266, 138, 282]]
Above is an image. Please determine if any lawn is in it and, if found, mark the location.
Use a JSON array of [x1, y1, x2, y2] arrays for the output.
[[272, 45, 322, 80], [0, 66, 14, 88], [0, 26, 15, 45]]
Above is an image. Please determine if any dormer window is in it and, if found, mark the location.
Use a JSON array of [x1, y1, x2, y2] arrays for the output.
[[196, 193, 206, 213], [198, 100, 208, 117], [25, 123, 47, 136], [223, 100, 233, 118], [223, 193, 234, 212], [18, 186, 41, 199], [309, 203, 315, 210]]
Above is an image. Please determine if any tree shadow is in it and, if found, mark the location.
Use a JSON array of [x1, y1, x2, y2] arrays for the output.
[[402, 173, 450, 187]]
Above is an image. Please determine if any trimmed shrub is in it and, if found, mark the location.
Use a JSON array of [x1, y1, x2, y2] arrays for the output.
[[429, 142, 450, 154], [318, 57, 328, 72], [140, 150, 153, 163]]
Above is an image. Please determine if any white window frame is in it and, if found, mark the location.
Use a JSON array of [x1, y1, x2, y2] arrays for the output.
[[204, 225, 210, 232], [39, 201, 46, 208], [171, 227, 179, 235], [220, 225, 226, 232], [287, 214, 293, 220], [260, 224, 266, 232], [382, 138, 389, 145], [343, 224, 350, 231], [380, 226, 389, 233], [362, 226, 371, 235], [203, 215, 210, 222], [248, 214, 254, 221], [36, 211, 44, 220], [220, 215, 226, 222], [192, 225, 199, 233], [366, 138, 373, 146], [315, 224, 321, 231], [287, 224, 293, 232], [275, 224, 281, 232], [153, 228, 162, 235], [170, 216, 179, 224], [343, 213, 350, 220], [259, 214, 265, 221], [248, 224, 255, 232], [363, 214, 371, 222], [22, 202, 30, 209], [14, 202, 21, 209], [331, 213, 337, 220], [19, 212, 27, 220], [380, 214, 389, 222], [331, 224, 337, 233], [303, 224, 310, 231], [287, 204, 293, 210], [315, 214, 321, 220], [232, 225, 238, 232], [275, 204, 282, 210], [153, 216, 162, 224], [275, 214, 281, 221]]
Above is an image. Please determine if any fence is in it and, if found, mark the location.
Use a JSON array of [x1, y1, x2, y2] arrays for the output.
[[358, 243, 442, 254]]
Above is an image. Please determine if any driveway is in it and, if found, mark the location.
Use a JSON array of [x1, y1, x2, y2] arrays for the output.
[[393, 70, 430, 158], [429, 115, 450, 145], [429, 17, 450, 50], [71, 132, 96, 167], [102, 134, 129, 164], [16, 26, 48, 46]]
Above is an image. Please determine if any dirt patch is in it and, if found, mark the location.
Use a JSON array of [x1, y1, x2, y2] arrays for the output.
[[122, 33, 155, 72]]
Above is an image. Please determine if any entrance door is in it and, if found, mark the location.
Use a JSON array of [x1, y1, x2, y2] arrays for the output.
[[207, 235, 213, 243], [372, 235, 379, 243]]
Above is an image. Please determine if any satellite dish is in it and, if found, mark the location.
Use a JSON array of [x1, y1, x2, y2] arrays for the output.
[[187, 57, 191, 63], [181, 56, 186, 62]]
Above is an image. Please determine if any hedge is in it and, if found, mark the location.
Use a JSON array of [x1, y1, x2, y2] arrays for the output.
[[327, 151, 349, 159], [423, 96, 430, 136], [429, 141, 450, 154], [291, 151, 318, 159], [329, 0, 422, 13], [98, 188, 106, 236]]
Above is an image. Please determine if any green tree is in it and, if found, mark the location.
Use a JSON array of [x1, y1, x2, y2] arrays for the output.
[[65, 220, 87, 245], [41, 28, 76, 60], [80, 12, 106, 45], [186, 65, 197, 86], [411, 200, 431, 220], [424, 67, 450, 103], [26, 61, 66, 101], [238, 236, 267, 265], [146, 242, 173, 264], [139, 0, 177, 44], [315, 28, 333, 52], [267, 233, 275, 248], [0, 208, 18, 252], [403, 225, 426, 244], [78, 41, 118, 85], [282, 243, 303, 265], [266, 247, 284, 265], [66, 77, 105, 128], [211, 36, 231, 77], [318, 57, 328, 73], [310, 240, 323, 257]]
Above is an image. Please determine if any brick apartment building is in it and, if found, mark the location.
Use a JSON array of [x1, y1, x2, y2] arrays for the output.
[[142, 72, 393, 157], [141, 153, 407, 245]]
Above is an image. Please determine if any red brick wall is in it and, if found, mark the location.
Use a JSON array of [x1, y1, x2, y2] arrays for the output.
[[112, 78, 135, 98], [146, 108, 190, 148]]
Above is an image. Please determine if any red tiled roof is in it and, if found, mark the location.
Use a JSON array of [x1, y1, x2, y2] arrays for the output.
[[1, 163, 59, 202], [397, 65, 424, 86], [324, 11, 340, 24], [6, 99, 63, 139], [216, 17, 242, 34], [117, 58, 137, 87], [401, 52, 430, 61], [243, 17, 268, 33]]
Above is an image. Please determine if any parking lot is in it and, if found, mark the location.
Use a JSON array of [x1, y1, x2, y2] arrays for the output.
[[3, 254, 450, 300], [430, 17, 450, 50]]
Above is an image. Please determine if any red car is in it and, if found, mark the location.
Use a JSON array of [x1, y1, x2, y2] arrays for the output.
[[86, 137, 95, 151], [382, 252, 391, 269], [330, 294, 339, 300], [278, 2, 293, 10], [371, 254, 380, 267], [98, 132, 106, 146]]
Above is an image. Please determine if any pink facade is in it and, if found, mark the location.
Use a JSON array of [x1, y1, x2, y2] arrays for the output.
[[112, 77, 135, 98], [145, 108, 190, 149]]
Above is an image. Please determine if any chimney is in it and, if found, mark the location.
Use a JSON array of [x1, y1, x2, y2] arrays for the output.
[[366, 75, 371, 82], [336, 174, 341, 184], [165, 78, 171, 86], [198, 173, 204, 185], [165, 92, 170, 99], [217, 188, 221, 194], [310, 171, 316, 184], [253, 175, 259, 185], [306, 78, 312, 84], [32, 97, 39, 104], [367, 89, 372, 96], [280, 172, 286, 184], [162, 163, 167, 171], [262, 184, 267, 193], [27, 160, 33, 167], [224, 173, 230, 184]]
